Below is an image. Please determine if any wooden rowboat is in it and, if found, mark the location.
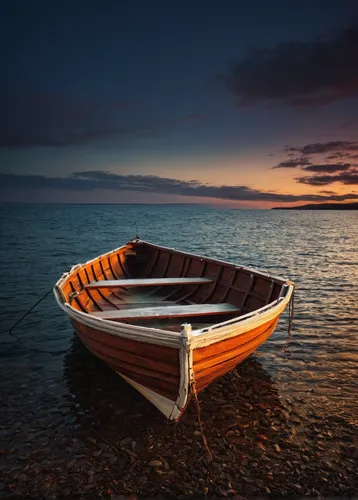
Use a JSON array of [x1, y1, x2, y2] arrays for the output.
[[54, 238, 294, 420]]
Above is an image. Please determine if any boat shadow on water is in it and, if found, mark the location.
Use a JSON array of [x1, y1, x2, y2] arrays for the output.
[[61, 334, 306, 493], [63, 335, 284, 431], [1, 334, 356, 498], [63, 335, 165, 435], [60, 334, 358, 497]]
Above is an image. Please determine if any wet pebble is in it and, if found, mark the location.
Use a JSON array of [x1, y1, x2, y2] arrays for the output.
[[2, 348, 357, 499], [148, 459, 163, 467], [120, 437, 132, 447], [66, 459, 76, 471]]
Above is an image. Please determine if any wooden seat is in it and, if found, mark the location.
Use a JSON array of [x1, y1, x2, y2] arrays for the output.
[[91, 303, 239, 321], [85, 277, 214, 289]]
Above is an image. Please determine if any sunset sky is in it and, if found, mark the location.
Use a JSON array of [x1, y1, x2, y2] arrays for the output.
[[1, 1, 358, 207]]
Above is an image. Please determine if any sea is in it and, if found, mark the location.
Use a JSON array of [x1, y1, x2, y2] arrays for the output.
[[0, 204, 357, 496]]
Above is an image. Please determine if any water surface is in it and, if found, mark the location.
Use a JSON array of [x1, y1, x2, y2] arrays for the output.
[[0, 205, 357, 496]]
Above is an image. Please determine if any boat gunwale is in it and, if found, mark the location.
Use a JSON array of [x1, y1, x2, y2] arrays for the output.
[[53, 239, 294, 349], [53, 292, 183, 348], [191, 282, 293, 334]]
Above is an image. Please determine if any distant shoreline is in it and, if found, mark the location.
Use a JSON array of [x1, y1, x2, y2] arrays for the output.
[[272, 202, 358, 210]]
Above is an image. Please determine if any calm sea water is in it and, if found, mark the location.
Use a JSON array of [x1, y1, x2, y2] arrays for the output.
[[1, 204, 357, 421]]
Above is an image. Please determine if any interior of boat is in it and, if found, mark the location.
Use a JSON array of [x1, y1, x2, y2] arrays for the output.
[[58, 240, 285, 332]]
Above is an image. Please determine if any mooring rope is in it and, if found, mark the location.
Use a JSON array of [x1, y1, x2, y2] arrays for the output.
[[3, 288, 67, 356], [190, 380, 213, 459], [280, 290, 294, 352]]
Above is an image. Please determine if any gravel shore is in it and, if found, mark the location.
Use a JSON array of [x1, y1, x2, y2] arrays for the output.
[[0, 337, 357, 499]]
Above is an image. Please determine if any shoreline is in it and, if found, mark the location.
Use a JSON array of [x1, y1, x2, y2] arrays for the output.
[[1, 339, 356, 499]]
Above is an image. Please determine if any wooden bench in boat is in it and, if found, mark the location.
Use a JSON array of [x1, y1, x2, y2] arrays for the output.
[[91, 303, 239, 321], [85, 277, 214, 289]]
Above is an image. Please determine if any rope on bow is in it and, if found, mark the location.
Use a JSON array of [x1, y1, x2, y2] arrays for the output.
[[281, 289, 294, 352], [3, 288, 67, 356]]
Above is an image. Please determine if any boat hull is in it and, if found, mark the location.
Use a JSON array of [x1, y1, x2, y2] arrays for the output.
[[70, 310, 283, 420], [54, 239, 294, 420], [71, 319, 183, 419], [192, 316, 279, 392]]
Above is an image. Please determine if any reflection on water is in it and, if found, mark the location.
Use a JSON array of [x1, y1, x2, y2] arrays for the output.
[[0, 205, 357, 421]]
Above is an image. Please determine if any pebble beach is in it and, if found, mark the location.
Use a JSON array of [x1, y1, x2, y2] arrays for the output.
[[1, 337, 357, 499]]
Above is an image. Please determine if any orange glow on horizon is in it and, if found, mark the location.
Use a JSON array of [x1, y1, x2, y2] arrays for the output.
[[109, 153, 357, 208]]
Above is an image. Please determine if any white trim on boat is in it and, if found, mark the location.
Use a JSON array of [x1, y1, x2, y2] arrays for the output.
[[175, 324, 192, 418], [189, 284, 293, 348], [118, 373, 181, 420], [190, 291, 292, 349], [54, 292, 182, 348]]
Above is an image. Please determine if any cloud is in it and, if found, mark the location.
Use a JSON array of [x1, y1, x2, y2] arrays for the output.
[[272, 157, 311, 169], [0, 87, 205, 149], [286, 141, 358, 155], [272, 140, 358, 185], [181, 114, 208, 121], [302, 163, 351, 173], [0, 88, 137, 149], [325, 153, 352, 160], [2, 171, 358, 203], [219, 26, 358, 106], [296, 169, 358, 186]]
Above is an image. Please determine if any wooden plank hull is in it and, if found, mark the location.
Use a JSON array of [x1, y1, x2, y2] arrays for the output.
[[193, 317, 279, 392], [54, 238, 294, 420], [72, 319, 183, 418], [70, 312, 282, 419]]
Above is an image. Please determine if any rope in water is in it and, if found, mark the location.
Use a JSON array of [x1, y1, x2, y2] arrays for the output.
[[281, 290, 294, 352], [3, 287, 67, 356]]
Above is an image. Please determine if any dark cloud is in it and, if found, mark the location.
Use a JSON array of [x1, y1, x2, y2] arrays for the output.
[[2, 171, 358, 203], [297, 175, 339, 186], [297, 169, 358, 186], [325, 152, 352, 160], [181, 114, 208, 121], [286, 141, 358, 155], [0, 88, 138, 149], [274, 141, 358, 184], [219, 26, 358, 107], [272, 157, 311, 169], [0, 88, 205, 149], [302, 163, 351, 173]]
